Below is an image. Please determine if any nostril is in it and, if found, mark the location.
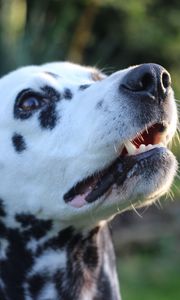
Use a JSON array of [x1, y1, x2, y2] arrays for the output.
[[162, 72, 171, 89], [123, 72, 155, 93], [122, 72, 154, 92], [139, 72, 154, 92]]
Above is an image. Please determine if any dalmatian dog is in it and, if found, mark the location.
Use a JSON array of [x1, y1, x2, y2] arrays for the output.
[[0, 62, 177, 300]]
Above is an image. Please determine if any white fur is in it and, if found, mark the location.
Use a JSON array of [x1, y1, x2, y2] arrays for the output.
[[29, 250, 66, 276], [0, 239, 9, 260], [0, 62, 177, 228], [37, 283, 58, 300]]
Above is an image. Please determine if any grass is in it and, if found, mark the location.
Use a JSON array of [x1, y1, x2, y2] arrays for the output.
[[117, 236, 180, 300]]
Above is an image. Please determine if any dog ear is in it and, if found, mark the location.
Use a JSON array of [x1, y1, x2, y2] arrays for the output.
[[88, 67, 106, 81], [91, 70, 106, 81]]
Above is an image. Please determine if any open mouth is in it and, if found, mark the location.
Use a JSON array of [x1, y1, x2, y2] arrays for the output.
[[64, 122, 168, 208]]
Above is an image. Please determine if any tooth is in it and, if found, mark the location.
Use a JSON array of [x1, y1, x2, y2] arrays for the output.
[[124, 141, 136, 155], [139, 144, 146, 152], [146, 144, 153, 151], [139, 144, 146, 148]]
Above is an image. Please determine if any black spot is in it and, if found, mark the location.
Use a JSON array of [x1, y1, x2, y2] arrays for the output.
[[63, 88, 73, 100], [15, 214, 36, 227], [96, 100, 104, 109], [38, 103, 58, 130], [0, 210, 6, 238], [12, 133, 26, 153], [41, 85, 60, 102], [0, 229, 33, 300], [55, 269, 84, 300], [83, 227, 99, 269], [0, 220, 7, 237], [67, 232, 83, 252], [93, 266, 113, 300], [37, 227, 74, 255], [28, 274, 47, 299], [88, 226, 100, 237], [79, 84, 91, 90], [51, 227, 74, 249], [83, 244, 98, 269], [0, 199, 6, 217], [16, 214, 52, 239]]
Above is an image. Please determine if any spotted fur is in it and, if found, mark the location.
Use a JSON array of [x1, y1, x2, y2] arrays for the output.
[[12, 133, 26, 153], [0, 62, 177, 300]]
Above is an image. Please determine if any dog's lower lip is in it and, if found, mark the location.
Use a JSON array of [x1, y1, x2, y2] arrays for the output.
[[85, 147, 167, 203], [64, 147, 167, 205]]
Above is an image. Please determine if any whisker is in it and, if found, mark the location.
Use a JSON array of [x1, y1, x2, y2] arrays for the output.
[[154, 198, 163, 209], [130, 203, 143, 218], [176, 130, 180, 143], [167, 189, 175, 201], [116, 202, 121, 214], [175, 173, 180, 180], [145, 125, 149, 134], [171, 130, 180, 147]]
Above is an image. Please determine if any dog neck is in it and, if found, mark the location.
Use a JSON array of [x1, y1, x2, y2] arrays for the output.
[[0, 211, 121, 300]]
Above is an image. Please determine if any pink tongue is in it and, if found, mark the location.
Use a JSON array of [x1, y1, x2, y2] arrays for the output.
[[69, 195, 87, 208]]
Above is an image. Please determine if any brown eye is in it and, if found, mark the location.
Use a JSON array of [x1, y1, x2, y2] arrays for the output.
[[18, 94, 47, 112]]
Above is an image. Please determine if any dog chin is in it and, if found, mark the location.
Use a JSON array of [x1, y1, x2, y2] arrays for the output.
[[91, 153, 177, 222]]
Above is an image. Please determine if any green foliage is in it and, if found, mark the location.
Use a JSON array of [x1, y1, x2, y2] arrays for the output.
[[118, 235, 180, 300], [0, 0, 180, 99]]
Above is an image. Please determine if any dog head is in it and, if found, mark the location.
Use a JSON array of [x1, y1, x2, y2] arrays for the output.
[[0, 62, 177, 227]]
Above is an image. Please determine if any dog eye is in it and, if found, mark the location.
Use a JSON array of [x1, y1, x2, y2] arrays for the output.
[[18, 94, 47, 112]]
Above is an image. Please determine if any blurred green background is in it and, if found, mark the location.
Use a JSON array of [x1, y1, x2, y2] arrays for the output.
[[0, 0, 180, 299]]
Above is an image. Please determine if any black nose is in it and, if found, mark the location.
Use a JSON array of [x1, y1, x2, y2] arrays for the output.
[[121, 63, 171, 102]]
